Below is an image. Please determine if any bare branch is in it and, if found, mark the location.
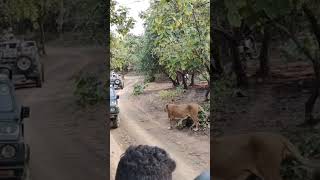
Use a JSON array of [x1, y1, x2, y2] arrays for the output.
[[272, 21, 315, 63], [212, 25, 235, 42]]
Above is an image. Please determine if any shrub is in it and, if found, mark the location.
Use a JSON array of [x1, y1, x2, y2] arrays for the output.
[[159, 85, 184, 100], [199, 102, 210, 127], [144, 74, 155, 83], [175, 85, 185, 94], [159, 90, 178, 100], [133, 83, 148, 96], [280, 130, 320, 180], [74, 73, 104, 107], [212, 77, 234, 112]]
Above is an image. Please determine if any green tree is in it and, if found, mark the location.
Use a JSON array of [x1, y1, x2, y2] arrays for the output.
[[136, 30, 162, 82], [142, 0, 210, 89], [110, 0, 137, 72], [111, 34, 142, 72], [214, 0, 320, 125], [111, 0, 135, 36]]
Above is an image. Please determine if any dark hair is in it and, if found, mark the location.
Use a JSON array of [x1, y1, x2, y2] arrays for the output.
[[115, 145, 176, 180]]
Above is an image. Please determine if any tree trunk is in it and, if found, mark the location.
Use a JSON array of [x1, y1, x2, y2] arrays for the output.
[[57, 0, 64, 39], [163, 71, 179, 87], [231, 28, 248, 87], [175, 74, 180, 85], [205, 88, 210, 101], [212, 37, 223, 75], [38, 19, 46, 55], [304, 63, 320, 125], [177, 71, 188, 89], [169, 76, 179, 87], [182, 75, 188, 89], [190, 72, 195, 86], [259, 25, 270, 78], [213, 26, 248, 86], [301, 4, 320, 125], [303, 5, 320, 48], [211, 18, 224, 77]]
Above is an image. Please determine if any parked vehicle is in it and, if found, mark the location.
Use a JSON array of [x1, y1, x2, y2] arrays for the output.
[[0, 66, 30, 179], [0, 40, 44, 87], [110, 86, 120, 128], [110, 71, 124, 89]]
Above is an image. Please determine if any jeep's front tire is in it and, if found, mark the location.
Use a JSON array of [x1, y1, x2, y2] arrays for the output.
[[112, 116, 120, 128]]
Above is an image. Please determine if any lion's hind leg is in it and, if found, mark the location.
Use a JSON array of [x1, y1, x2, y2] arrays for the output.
[[190, 114, 200, 131], [176, 116, 190, 129]]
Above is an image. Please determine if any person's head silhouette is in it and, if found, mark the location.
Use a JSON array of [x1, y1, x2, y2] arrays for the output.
[[115, 145, 176, 180]]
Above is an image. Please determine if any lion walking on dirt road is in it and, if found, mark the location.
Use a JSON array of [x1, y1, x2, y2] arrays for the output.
[[164, 103, 208, 131]]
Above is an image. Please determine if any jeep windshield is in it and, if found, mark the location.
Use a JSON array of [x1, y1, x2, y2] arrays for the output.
[[0, 83, 14, 112]]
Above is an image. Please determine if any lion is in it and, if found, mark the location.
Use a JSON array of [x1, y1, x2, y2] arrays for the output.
[[164, 103, 208, 131], [212, 132, 320, 180]]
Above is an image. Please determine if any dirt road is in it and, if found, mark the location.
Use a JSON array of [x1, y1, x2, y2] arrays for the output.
[[15, 47, 107, 180], [110, 75, 210, 180]]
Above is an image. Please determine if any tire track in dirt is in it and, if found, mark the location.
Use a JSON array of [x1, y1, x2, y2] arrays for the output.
[[110, 133, 122, 180], [16, 47, 107, 180]]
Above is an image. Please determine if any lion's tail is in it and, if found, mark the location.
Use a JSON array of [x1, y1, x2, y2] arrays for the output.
[[283, 137, 320, 169]]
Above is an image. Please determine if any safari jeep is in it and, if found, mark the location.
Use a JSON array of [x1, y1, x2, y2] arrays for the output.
[[0, 40, 44, 88], [110, 86, 120, 128], [110, 71, 124, 89], [0, 66, 30, 179]]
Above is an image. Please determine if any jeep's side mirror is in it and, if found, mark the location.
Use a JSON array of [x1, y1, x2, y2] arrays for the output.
[[116, 95, 119, 99], [21, 106, 30, 119]]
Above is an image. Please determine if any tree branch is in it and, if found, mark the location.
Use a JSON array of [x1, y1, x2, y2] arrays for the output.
[[212, 25, 235, 42], [302, 4, 320, 49], [191, 7, 202, 40], [271, 21, 315, 63], [192, 1, 210, 9]]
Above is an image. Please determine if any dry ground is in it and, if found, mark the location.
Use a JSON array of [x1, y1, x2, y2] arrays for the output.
[[16, 46, 107, 180]]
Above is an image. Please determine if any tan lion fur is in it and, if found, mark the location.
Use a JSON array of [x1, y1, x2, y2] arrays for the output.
[[164, 103, 201, 131], [212, 132, 320, 180]]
